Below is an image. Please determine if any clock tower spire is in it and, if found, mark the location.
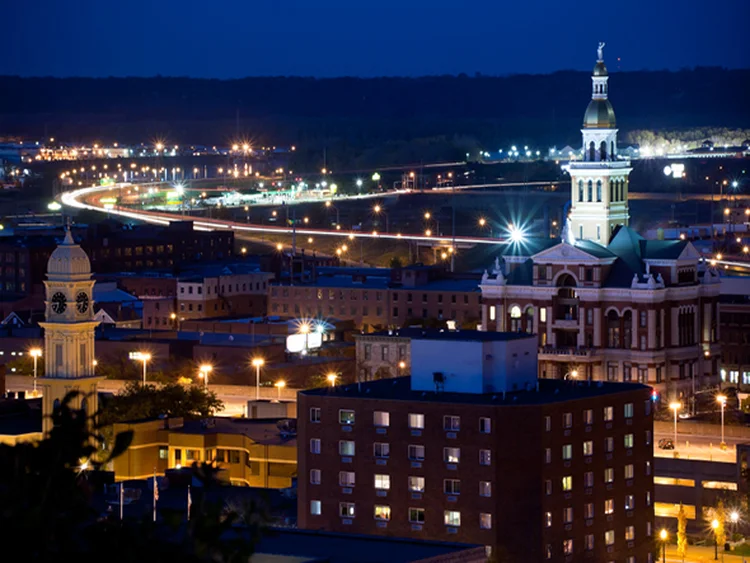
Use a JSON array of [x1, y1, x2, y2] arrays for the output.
[[38, 226, 100, 435]]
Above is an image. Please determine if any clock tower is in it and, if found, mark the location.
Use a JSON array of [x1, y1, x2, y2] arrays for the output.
[[568, 42, 633, 244], [38, 227, 101, 435]]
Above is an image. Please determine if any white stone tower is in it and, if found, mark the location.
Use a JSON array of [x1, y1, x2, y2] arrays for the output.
[[568, 42, 632, 244], [38, 227, 100, 435]]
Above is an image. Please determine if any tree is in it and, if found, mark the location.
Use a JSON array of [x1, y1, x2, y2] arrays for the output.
[[389, 256, 403, 269], [100, 382, 224, 426], [677, 503, 688, 561], [714, 500, 727, 548], [0, 392, 263, 561]]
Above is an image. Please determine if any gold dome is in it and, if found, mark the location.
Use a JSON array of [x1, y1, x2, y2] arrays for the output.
[[583, 99, 616, 129]]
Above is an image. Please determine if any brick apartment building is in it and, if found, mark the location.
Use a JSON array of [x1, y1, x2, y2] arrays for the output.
[[298, 330, 655, 562], [118, 264, 273, 330], [268, 266, 482, 330], [716, 277, 750, 388]]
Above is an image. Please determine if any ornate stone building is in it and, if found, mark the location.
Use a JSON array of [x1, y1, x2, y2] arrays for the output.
[[480, 46, 722, 398]]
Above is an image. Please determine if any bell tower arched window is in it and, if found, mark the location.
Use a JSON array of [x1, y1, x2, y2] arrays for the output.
[[596, 180, 602, 202], [587, 180, 593, 202], [588, 142, 595, 162], [600, 141, 607, 162], [578, 180, 584, 202]]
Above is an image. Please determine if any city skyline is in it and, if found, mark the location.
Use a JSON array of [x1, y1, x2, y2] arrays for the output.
[[3, 0, 748, 78]]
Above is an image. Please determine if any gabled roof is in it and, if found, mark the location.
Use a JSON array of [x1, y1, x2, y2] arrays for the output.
[[499, 238, 557, 258], [640, 239, 691, 260], [532, 241, 615, 263]]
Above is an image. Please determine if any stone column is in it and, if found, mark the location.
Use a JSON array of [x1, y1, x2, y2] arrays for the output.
[[533, 307, 540, 336], [694, 305, 700, 344], [671, 307, 679, 347], [647, 310, 656, 350], [631, 311, 638, 349], [660, 309, 666, 348], [593, 307, 602, 347], [497, 304, 505, 332], [577, 307, 586, 347], [546, 306, 553, 347], [481, 303, 488, 331]]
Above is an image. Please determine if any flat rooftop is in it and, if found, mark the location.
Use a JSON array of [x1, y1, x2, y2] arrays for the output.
[[301, 376, 649, 406], [172, 417, 297, 447], [361, 328, 534, 342]]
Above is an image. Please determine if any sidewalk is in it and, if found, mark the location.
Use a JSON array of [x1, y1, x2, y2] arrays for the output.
[[665, 544, 750, 562]]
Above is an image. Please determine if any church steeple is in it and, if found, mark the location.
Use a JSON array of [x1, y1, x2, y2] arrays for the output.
[[567, 43, 632, 244], [38, 227, 101, 435]]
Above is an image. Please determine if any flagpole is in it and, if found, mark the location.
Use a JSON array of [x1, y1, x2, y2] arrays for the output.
[[119, 482, 124, 521]]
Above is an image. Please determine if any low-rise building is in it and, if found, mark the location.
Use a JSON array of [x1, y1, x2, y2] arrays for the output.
[[298, 330, 654, 562]]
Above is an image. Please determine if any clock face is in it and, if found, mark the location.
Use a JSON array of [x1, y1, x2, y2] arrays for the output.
[[51, 292, 67, 314], [76, 291, 89, 314]]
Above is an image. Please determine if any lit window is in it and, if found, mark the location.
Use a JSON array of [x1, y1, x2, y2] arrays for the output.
[[310, 438, 321, 454], [545, 415, 551, 431], [409, 445, 425, 461], [310, 469, 321, 484], [563, 539, 573, 555], [604, 499, 614, 515], [489, 305, 496, 321], [339, 410, 355, 425], [444, 447, 460, 463], [374, 505, 391, 521], [444, 510, 461, 527], [562, 444, 572, 460], [604, 468, 614, 483], [479, 481, 492, 497], [443, 415, 461, 431], [583, 441, 593, 456], [585, 534, 594, 550], [545, 448, 552, 463], [646, 491, 651, 506], [444, 479, 461, 495], [585, 502, 594, 519], [339, 471, 355, 487], [409, 508, 425, 523], [624, 403, 634, 418], [563, 507, 573, 524], [605, 530, 615, 546], [373, 442, 390, 458], [374, 474, 390, 490], [646, 430, 652, 445], [479, 449, 491, 466], [409, 413, 425, 429], [604, 406, 614, 422], [563, 412, 573, 428], [625, 526, 635, 541], [480, 513, 492, 530], [540, 307, 547, 322], [408, 476, 425, 492], [625, 495, 634, 510], [339, 440, 355, 456], [373, 411, 390, 427], [562, 476, 573, 491], [545, 479, 552, 495], [309, 407, 321, 423], [545, 512, 552, 527], [339, 502, 355, 518], [479, 417, 491, 434], [624, 434, 634, 449], [646, 461, 651, 476], [618, 462, 635, 484], [584, 409, 593, 425], [310, 500, 321, 515]]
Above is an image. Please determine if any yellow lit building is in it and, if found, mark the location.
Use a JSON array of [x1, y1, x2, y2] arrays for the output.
[[112, 416, 297, 487]]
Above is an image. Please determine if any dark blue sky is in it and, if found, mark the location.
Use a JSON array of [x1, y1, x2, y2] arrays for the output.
[[5, 0, 748, 77]]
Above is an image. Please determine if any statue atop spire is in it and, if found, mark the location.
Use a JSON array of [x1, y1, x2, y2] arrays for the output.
[[597, 42, 606, 62]]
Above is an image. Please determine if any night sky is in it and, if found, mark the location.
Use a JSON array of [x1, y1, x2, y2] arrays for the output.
[[5, 0, 748, 78]]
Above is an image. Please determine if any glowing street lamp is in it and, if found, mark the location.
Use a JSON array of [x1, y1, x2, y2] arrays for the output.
[[659, 529, 668, 562], [129, 352, 151, 386], [478, 217, 486, 228], [198, 364, 213, 390], [717, 395, 727, 448], [327, 373, 338, 387], [251, 358, 265, 401], [712, 519, 720, 560], [730, 510, 740, 524], [373, 204, 389, 232], [275, 380, 286, 400], [669, 402, 681, 446], [29, 348, 42, 395]]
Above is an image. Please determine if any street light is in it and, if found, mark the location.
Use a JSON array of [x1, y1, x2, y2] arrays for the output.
[[659, 529, 668, 563], [198, 364, 212, 390], [712, 519, 720, 560], [669, 402, 681, 446], [398, 360, 406, 376], [730, 510, 740, 524], [373, 204, 389, 232], [327, 373, 337, 387], [275, 380, 286, 400], [251, 358, 265, 401], [29, 348, 42, 395], [478, 217, 487, 228], [129, 352, 151, 386], [717, 395, 727, 449]]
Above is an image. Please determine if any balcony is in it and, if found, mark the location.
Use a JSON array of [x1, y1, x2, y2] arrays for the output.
[[552, 318, 579, 330], [540, 346, 594, 358]]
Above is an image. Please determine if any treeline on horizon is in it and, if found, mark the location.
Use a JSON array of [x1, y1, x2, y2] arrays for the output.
[[0, 68, 748, 171]]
